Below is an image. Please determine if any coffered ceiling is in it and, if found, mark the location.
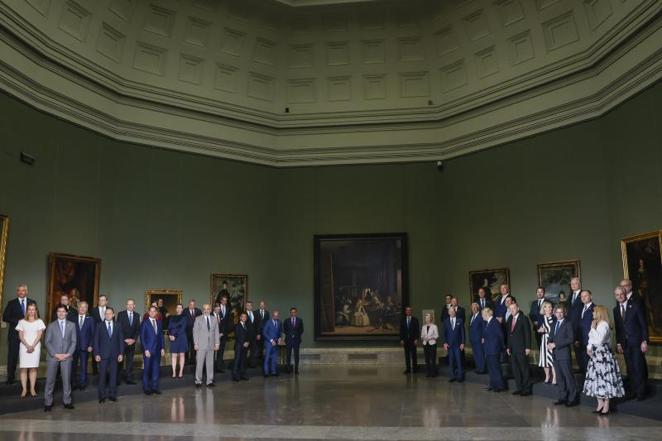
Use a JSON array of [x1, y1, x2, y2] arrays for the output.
[[0, 0, 660, 166]]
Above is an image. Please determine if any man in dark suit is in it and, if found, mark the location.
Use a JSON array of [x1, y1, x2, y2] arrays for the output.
[[566, 277, 584, 370], [443, 306, 465, 382], [529, 287, 546, 349], [614, 286, 648, 400], [140, 306, 165, 395], [505, 302, 532, 396], [440, 295, 453, 323], [481, 307, 506, 392], [93, 307, 124, 403], [59, 294, 78, 323], [116, 299, 140, 384], [2, 284, 35, 384], [185, 300, 202, 365], [399, 306, 420, 374], [576, 290, 595, 373], [475, 287, 494, 311], [232, 312, 250, 381], [244, 301, 259, 368], [494, 284, 511, 323], [468, 302, 486, 374], [548, 305, 579, 406], [254, 300, 270, 361], [449, 296, 466, 323], [73, 301, 95, 390], [216, 296, 232, 372], [283, 307, 304, 374], [90, 295, 109, 323]]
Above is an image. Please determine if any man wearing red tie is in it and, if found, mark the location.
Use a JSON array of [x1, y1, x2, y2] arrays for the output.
[[283, 307, 304, 374], [506, 301, 532, 396]]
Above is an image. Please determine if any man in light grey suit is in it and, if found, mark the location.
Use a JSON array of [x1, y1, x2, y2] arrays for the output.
[[193, 304, 219, 387], [44, 305, 77, 411]]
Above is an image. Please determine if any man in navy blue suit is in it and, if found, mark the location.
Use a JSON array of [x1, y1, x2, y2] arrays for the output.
[[481, 307, 506, 392], [468, 302, 486, 374], [400, 306, 420, 374], [529, 287, 546, 349], [93, 307, 124, 403], [566, 277, 584, 370], [614, 285, 648, 400], [116, 299, 141, 384], [494, 284, 511, 323], [548, 305, 579, 406], [475, 287, 494, 311], [73, 301, 95, 390], [262, 309, 281, 377], [141, 306, 165, 395], [576, 290, 594, 373], [2, 284, 35, 384], [443, 307, 465, 382], [283, 307, 304, 374]]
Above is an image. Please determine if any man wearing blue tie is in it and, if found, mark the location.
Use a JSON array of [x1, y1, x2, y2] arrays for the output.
[[93, 307, 124, 403], [2, 284, 35, 385], [481, 307, 506, 392], [73, 301, 95, 390], [283, 307, 304, 375], [262, 309, 282, 377], [547, 305, 578, 406], [443, 306, 465, 382], [140, 306, 165, 395], [469, 302, 486, 374]]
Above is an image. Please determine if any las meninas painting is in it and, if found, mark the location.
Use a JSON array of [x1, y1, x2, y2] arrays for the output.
[[314, 233, 408, 341]]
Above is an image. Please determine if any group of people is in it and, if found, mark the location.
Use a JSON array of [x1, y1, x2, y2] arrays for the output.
[[399, 278, 650, 414], [2, 284, 305, 411]]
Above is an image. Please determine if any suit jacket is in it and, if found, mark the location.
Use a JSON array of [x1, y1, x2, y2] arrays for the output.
[[468, 313, 485, 343], [262, 318, 281, 343], [420, 323, 439, 346], [399, 316, 420, 342], [495, 295, 510, 320], [2, 297, 35, 338], [577, 303, 595, 345], [234, 322, 249, 351], [529, 299, 545, 328], [185, 308, 202, 332], [483, 318, 504, 356], [193, 314, 220, 350], [505, 313, 531, 354], [62, 306, 77, 323], [75, 315, 95, 350], [283, 317, 304, 345], [548, 319, 573, 360], [255, 309, 270, 335], [443, 317, 465, 347], [116, 310, 141, 341], [613, 300, 648, 347], [453, 306, 466, 323], [218, 305, 233, 335], [567, 291, 583, 326], [140, 318, 164, 354], [91, 306, 109, 323], [245, 310, 258, 339], [45, 320, 77, 360], [93, 321, 124, 360], [440, 305, 452, 323], [475, 296, 494, 311]]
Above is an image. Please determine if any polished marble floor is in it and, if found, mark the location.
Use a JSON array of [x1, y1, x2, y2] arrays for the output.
[[0, 366, 660, 440]]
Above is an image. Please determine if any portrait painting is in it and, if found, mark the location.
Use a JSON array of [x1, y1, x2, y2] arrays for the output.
[[314, 233, 408, 341], [47, 253, 101, 322], [537, 260, 581, 304], [210, 273, 248, 322], [145, 288, 183, 326], [0, 214, 8, 313], [622, 231, 662, 343], [468, 268, 510, 303]]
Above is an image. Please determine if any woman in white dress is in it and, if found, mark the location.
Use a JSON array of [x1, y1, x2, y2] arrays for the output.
[[15, 303, 46, 397], [536, 301, 556, 384], [582, 305, 625, 415]]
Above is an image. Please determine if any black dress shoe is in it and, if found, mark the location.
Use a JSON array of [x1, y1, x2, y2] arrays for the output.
[[6, 380, 15, 385], [512, 390, 521, 395], [144, 390, 152, 395], [126, 380, 136, 385], [79, 386, 87, 391], [486, 387, 493, 391], [64, 404, 74, 410], [566, 400, 580, 407], [195, 383, 202, 389], [99, 399, 106, 403], [241, 376, 249, 381], [206, 383, 215, 388], [448, 378, 456, 383], [294, 370, 299, 375], [553, 400, 567, 405], [232, 377, 240, 382], [520, 391, 531, 396], [271, 373, 279, 377], [264, 374, 270, 378], [457, 379, 465, 383], [44, 405, 52, 412], [493, 388, 505, 393], [109, 397, 117, 402], [403, 370, 411, 374], [153, 390, 162, 395]]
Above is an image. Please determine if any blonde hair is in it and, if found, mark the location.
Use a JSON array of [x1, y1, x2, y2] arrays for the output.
[[26, 303, 39, 320], [540, 301, 553, 316], [591, 305, 611, 329]]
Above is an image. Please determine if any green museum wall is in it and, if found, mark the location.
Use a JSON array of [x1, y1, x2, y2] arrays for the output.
[[0, 82, 661, 359]]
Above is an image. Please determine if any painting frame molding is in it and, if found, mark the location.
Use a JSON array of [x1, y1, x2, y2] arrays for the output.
[[621, 230, 662, 344], [468, 267, 510, 304], [47, 252, 101, 322], [313, 232, 409, 342], [144, 288, 183, 318], [537, 259, 581, 304], [0, 214, 9, 314]]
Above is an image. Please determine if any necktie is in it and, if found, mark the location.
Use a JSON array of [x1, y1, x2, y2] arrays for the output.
[[152, 319, 157, 334], [107, 321, 112, 337], [60, 321, 65, 338], [621, 303, 626, 320], [129, 312, 133, 326], [261, 310, 264, 319], [249, 311, 253, 322], [451, 318, 455, 330], [272, 320, 276, 328], [511, 316, 517, 332], [555, 321, 560, 335], [206, 316, 210, 331], [407, 317, 410, 327], [582, 305, 587, 318], [20, 299, 25, 315], [79, 316, 84, 329], [480, 299, 484, 309], [292, 317, 295, 327]]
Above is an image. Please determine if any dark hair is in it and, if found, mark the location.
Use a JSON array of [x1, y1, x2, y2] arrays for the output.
[[56, 305, 66, 312], [556, 304, 567, 313], [508, 296, 516, 303], [290, 307, 297, 312], [176, 303, 183, 308], [106, 307, 115, 314], [537, 286, 545, 292], [149, 306, 157, 311]]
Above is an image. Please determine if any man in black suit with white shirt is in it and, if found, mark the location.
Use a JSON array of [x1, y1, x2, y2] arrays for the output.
[[2, 284, 35, 384], [116, 299, 141, 384], [400, 306, 420, 374]]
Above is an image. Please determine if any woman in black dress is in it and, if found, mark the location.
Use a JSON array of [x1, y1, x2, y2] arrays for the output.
[[168, 304, 188, 378]]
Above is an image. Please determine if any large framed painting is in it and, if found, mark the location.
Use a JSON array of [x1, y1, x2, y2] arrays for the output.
[[314, 233, 408, 341], [468, 268, 510, 303], [0, 214, 8, 314], [210, 273, 247, 323], [537, 259, 581, 304], [621, 231, 662, 343], [47, 253, 101, 322], [145, 288, 183, 326]]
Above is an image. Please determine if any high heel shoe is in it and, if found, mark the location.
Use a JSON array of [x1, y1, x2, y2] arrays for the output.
[[20, 391, 27, 398], [30, 391, 37, 397], [599, 409, 610, 415], [592, 409, 603, 414]]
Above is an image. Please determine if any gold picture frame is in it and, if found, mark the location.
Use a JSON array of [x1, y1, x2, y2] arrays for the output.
[[47, 253, 101, 322], [537, 259, 581, 304], [468, 267, 510, 303], [144, 288, 183, 319], [210, 273, 248, 324], [0, 214, 9, 314], [621, 230, 662, 344]]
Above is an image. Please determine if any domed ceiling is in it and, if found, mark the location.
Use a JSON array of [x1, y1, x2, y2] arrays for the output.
[[0, 0, 660, 166]]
